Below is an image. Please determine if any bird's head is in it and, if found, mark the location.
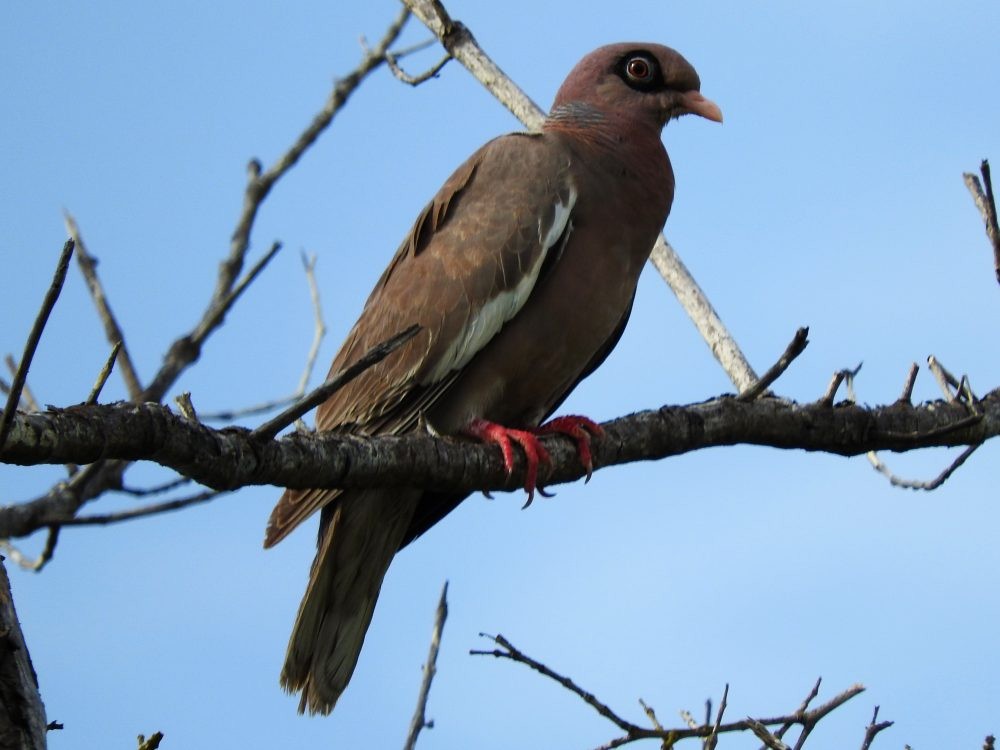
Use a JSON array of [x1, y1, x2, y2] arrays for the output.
[[547, 43, 722, 132]]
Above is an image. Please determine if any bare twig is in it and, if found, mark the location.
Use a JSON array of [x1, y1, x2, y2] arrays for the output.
[[764, 678, 821, 748], [404, 581, 449, 750], [471, 633, 645, 736], [819, 363, 862, 407], [386, 48, 451, 86], [868, 442, 980, 490], [3, 357, 40, 413], [142, 9, 411, 405], [898, 362, 919, 404], [927, 355, 961, 401], [0, 239, 74, 450], [963, 159, 1000, 285], [49, 489, 219, 526], [86, 341, 122, 405], [638, 699, 663, 731], [137, 732, 164, 750], [117, 477, 191, 497], [64, 212, 144, 400], [0, 527, 59, 572], [859, 705, 893, 750], [739, 327, 809, 401], [252, 324, 421, 440], [401, 0, 758, 392], [706, 684, 729, 750], [748, 719, 790, 750], [222, 6, 411, 299], [471, 634, 866, 749]]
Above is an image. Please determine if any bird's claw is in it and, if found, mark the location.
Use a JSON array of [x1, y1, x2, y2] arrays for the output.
[[466, 414, 604, 505], [466, 419, 551, 505], [536, 415, 605, 481]]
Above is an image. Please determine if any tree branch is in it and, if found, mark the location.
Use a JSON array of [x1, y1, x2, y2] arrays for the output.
[[0, 389, 995, 538], [0, 556, 48, 750]]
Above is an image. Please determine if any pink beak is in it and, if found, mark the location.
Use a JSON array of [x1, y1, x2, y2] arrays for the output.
[[677, 90, 723, 123]]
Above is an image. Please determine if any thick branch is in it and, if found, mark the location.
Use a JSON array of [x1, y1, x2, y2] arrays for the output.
[[0, 557, 47, 750], [0, 391, 995, 538]]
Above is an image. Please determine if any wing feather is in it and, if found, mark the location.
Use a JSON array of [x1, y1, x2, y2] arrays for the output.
[[265, 133, 575, 547]]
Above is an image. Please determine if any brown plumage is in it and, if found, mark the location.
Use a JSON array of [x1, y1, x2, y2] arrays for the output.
[[266, 42, 722, 714]]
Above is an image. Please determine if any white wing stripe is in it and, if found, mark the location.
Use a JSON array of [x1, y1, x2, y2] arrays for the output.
[[424, 186, 577, 383]]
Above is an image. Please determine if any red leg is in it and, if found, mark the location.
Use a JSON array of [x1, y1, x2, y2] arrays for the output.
[[465, 415, 605, 505], [536, 415, 605, 481], [465, 419, 551, 504]]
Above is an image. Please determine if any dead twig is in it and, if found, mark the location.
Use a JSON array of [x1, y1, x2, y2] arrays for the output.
[[64, 212, 144, 400], [963, 159, 1000, 285], [0, 239, 74, 450], [859, 705, 893, 750], [471, 634, 867, 749], [403, 581, 449, 750], [818, 363, 862, 407], [739, 327, 809, 401], [47, 489, 219, 527], [252, 324, 421, 440], [898, 362, 919, 404], [86, 341, 122, 405], [0, 526, 59, 572]]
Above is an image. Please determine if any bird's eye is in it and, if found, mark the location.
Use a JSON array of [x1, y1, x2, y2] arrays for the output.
[[625, 56, 654, 84]]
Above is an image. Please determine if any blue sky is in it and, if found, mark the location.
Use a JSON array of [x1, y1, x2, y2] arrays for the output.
[[3, 1, 1000, 748]]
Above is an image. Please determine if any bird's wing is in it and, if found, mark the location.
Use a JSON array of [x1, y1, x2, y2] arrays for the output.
[[265, 132, 576, 547]]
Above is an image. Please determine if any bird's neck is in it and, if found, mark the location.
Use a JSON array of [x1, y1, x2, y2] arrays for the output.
[[544, 102, 666, 156]]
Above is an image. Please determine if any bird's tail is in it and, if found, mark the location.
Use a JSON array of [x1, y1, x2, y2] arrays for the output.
[[280, 488, 419, 714]]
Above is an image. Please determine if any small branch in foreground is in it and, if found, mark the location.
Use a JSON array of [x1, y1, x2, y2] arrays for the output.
[[0, 239, 74, 450], [403, 581, 449, 750], [738, 327, 809, 401], [252, 324, 421, 440]]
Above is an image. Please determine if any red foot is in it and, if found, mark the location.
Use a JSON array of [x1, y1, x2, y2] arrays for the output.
[[536, 415, 605, 482], [465, 415, 605, 506], [466, 419, 551, 504]]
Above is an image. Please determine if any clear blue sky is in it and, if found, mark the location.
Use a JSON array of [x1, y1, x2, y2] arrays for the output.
[[3, 1, 1000, 748]]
